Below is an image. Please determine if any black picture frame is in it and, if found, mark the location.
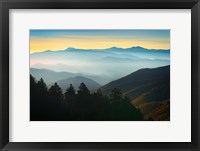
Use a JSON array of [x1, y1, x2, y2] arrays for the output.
[[0, 0, 199, 150]]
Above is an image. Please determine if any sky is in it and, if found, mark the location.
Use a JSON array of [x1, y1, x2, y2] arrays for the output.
[[30, 30, 170, 53]]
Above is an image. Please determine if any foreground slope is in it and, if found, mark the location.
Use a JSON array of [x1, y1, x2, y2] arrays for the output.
[[101, 65, 170, 120]]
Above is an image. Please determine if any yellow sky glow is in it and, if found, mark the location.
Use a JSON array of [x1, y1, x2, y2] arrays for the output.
[[30, 37, 170, 53]]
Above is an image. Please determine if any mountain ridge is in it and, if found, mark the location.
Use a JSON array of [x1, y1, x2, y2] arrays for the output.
[[31, 46, 170, 55], [53, 76, 101, 91], [30, 68, 107, 85], [100, 65, 170, 121]]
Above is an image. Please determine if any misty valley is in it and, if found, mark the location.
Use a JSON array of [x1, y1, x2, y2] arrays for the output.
[[30, 46, 170, 121]]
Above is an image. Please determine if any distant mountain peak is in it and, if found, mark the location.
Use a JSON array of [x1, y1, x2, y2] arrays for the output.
[[64, 47, 77, 51], [109, 46, 120, 49], [67, 47, 76, 50], [32, 50, 53, 54], [130, 46, 144, 49]]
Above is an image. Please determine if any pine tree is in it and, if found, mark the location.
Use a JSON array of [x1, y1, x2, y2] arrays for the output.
[[37, 78, 48, 94], [64, 84, 76, 103], [65, 84, 75, 96], [30, 74, 37, 100], [49, 83, 63, 105], [77, 82, 90, 96], [109, 88, 122, 101], [30, 74, 38, 120], [30, 74, 37, 88]]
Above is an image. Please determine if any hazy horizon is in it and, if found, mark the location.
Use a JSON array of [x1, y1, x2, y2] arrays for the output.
[[30, 30, 170, 85], [30, 30, 170, 53]]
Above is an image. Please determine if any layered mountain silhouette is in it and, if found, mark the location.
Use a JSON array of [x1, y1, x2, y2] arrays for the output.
[[30, 46, 170, 83], [30, 68, 107, 85], [30, 68, 83, 84], [30, 46, 170, 64], [52, 76, 101, 91], [31, 46, 170, 56], [30, 65, 170, 121], [101, 65, 170, 121]]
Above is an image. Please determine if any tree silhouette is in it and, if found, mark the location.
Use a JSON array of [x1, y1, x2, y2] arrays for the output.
[[49, 83, 63, 105], [30, 75, 144, 121], [37, 78, 48, 92], [47, 83, 64, 120], [30, 74, 38, 120], [30, 75, 37, 101], [30, 74, 37, 89], [36, 78, 50, 119], [37, 78, 48, 103], [77, 82, 90, 96], [109, 88, 122, 101], [64, 84, 76, 100], [63, 84, 77, 119]]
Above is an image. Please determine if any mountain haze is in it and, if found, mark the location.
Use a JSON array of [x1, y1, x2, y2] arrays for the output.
[[54, 76, 101, 91], [30, 68, 107, 85], [30, 46, 170, 83], [30, 68, 83, 84]]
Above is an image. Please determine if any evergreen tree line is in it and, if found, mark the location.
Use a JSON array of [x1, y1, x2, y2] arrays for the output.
[[30, 75, 144, 121]]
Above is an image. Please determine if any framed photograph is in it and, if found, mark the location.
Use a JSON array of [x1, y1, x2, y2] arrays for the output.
[[0, 0, 199, 150], [30, 29, 170, 121]]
